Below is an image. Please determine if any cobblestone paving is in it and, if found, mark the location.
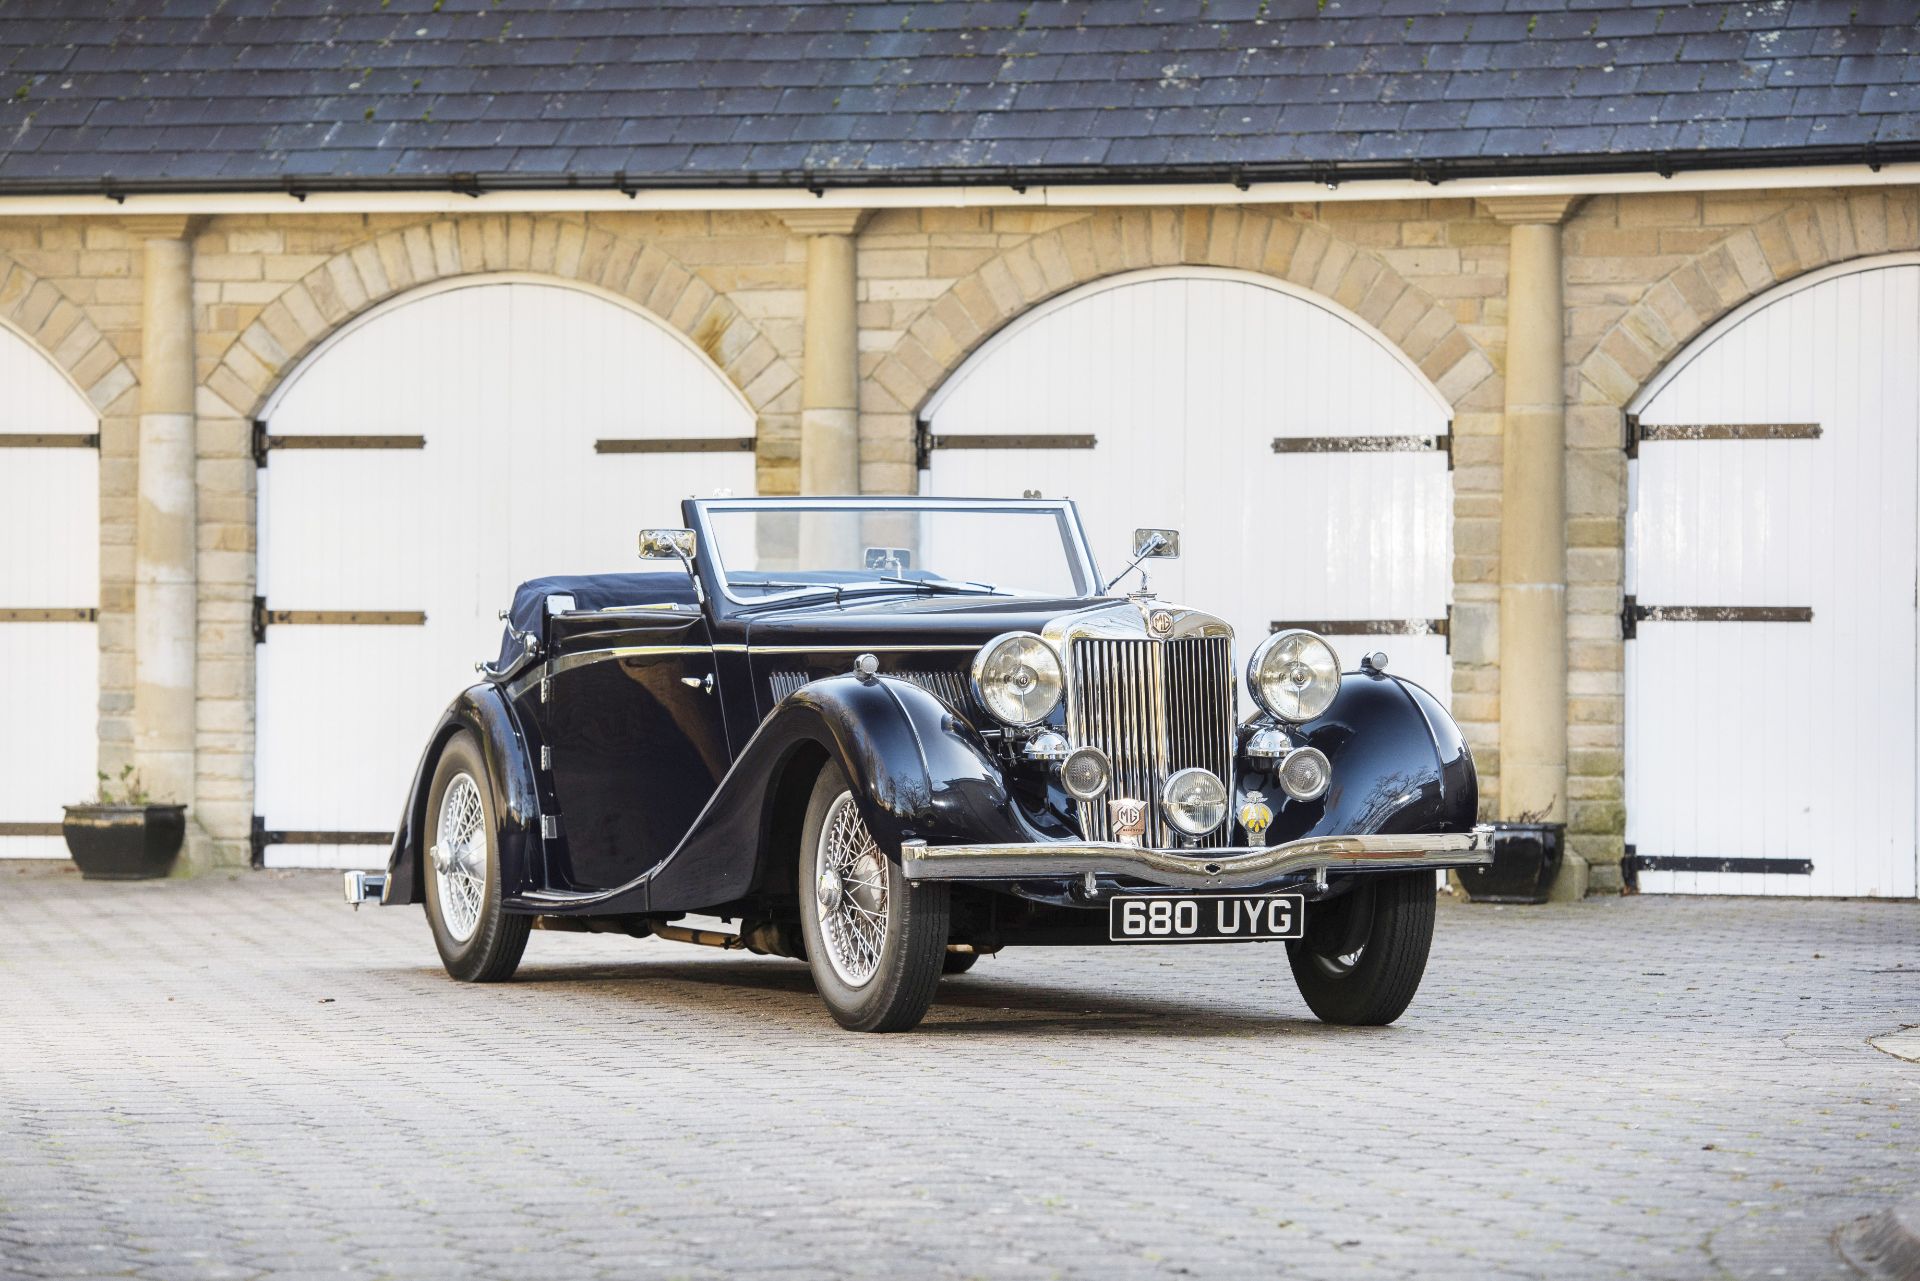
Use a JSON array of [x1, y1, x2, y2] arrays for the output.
[[0, 862, 1914, 1281]]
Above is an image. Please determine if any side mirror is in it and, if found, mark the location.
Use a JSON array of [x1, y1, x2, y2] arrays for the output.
[[637, 528, 705, 604], [1132, 528, 1180, 560], [638, 528, 696, 560]]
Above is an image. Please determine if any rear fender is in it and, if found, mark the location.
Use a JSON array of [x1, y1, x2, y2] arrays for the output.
[[382, 684, 543, 906]]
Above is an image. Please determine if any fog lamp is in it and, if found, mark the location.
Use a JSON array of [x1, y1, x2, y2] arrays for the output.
[[1059, 746, 1112, 802], [1161, 767, 1228, 838], [1277, 746, 1332, 802]]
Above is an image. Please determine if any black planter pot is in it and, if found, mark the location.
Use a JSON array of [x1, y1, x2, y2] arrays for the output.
[[61, 804, 186, 880], [1458, 821, 1565, 904]]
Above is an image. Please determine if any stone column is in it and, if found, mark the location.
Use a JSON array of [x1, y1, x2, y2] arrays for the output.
[[1482, 196, 1581, 893], [782, 209, 872, 496], [126, 217, 201, 819], [782, 209, 873, 566]]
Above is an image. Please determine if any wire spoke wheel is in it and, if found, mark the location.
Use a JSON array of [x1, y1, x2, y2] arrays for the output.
[[796, 765, 949, 1032], [432, 771, 487, 943], [813, 793, 889, 987]]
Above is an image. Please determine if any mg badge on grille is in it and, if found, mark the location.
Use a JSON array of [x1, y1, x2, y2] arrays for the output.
[[1110, 797, 1147, 847], [1148, 609, 1174, 637]]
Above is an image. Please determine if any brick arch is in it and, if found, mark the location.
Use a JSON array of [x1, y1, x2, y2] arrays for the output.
[[869, 206, 1496, 418], [1576, 188, 1920, 408], [204, 215, 798, 422], [0, 253, 137, 413]]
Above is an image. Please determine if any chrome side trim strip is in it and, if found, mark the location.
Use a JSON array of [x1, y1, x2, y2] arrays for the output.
[[901, 825, 1495, 890], [711, 643, 983, 654], [548, 645, 713, 676]]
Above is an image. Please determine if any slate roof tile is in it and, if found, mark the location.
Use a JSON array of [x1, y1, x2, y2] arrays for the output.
[[0, 0, 1914, 192]]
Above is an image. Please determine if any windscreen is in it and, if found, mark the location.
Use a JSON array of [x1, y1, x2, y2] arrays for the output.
[[703, 504, 1092, 601]]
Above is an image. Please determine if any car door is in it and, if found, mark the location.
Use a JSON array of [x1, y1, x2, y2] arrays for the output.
[[536, 610, 730, 892]]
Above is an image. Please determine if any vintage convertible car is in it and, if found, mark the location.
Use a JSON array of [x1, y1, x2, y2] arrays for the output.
[[344, 496, 1491, 1032]]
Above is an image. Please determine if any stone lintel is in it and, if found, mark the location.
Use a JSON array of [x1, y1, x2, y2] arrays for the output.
[[1478, 196, 1584, 226], [779, 208, 874, 238]]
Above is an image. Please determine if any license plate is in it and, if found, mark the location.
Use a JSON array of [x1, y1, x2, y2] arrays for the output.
[[1108, 892, 1305, 943]]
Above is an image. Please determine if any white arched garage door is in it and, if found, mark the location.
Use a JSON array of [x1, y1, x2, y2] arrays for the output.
[[256, 278, 756, 867], [0, 323, 98, 857], [1626, 257, 1919, 898], [923, 267, 1455, 706]]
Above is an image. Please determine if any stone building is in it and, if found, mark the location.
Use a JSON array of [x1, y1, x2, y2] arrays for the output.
[[0, 2, 1916, 899]]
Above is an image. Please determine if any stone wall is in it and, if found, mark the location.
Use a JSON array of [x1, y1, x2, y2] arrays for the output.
[[3, 186, 1914, 876]]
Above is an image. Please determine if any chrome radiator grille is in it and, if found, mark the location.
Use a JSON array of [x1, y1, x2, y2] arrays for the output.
[[1066, 636, 1237, 849]]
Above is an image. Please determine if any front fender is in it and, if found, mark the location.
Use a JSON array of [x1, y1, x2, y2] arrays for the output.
[[642, 674, 1044, 912], [1257, 670, 1480, 846], [382, 683, 543, 906]]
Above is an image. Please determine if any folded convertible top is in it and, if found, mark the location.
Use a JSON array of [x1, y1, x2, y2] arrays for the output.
[[497, 571, 697, 669]]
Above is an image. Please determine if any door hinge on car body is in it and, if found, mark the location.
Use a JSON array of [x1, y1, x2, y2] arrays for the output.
[[540, 815, 559, 840]]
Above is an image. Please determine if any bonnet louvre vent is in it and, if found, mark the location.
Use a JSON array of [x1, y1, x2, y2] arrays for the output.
[[767, 669, 973, 713]]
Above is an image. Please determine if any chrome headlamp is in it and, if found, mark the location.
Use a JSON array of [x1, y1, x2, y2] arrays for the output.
[[1161, 767, 1228, 838], [1247, 629, 1342, 723], [970, 631, 1063, 727]]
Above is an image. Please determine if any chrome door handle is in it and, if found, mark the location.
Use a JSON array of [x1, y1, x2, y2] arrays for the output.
[[681, 673, 714, 695]]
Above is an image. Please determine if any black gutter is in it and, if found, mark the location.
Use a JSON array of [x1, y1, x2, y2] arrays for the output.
[[8, 143, 1918, 201]]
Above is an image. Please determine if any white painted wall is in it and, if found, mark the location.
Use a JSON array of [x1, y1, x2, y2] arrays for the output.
[[255, 280, 756, 868], [0, 323, 99, 857], [1628, 260, 1919, 898], [924, 268, 1454, 707]]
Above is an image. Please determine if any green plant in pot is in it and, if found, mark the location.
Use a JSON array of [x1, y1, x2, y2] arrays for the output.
[[62, 766, 186, 880]]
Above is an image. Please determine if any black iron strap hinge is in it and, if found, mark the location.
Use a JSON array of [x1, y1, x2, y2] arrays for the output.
[[917, 421, 1098, 470], [250, 817, 393, 867], [593, 436, 756, 455], [1621, 594, 1814, 640], [1271, 426, 1453, 470], [253, 596, 428, 643], [253, 420, 428, 467], [1624, 412, 1821, 459], [1622, 849, 1813, 880], [1271, 606, 1453, 653], [0, 432, 99, 449]]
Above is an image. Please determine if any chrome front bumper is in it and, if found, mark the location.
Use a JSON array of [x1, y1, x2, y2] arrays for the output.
[[901, 825, 1494, 891]]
